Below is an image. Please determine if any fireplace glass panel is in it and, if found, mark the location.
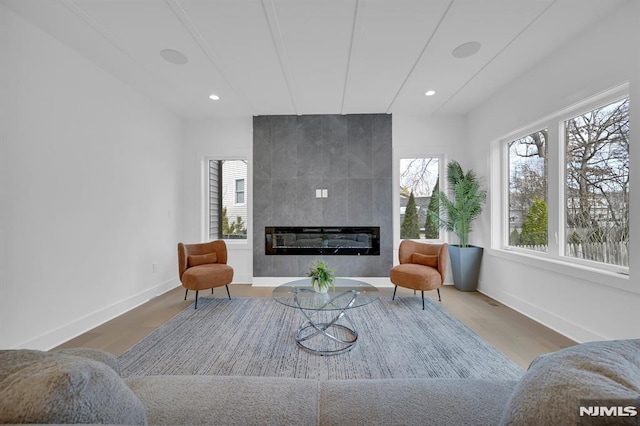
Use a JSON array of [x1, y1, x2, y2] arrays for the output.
[[265, 226, 380, 255]]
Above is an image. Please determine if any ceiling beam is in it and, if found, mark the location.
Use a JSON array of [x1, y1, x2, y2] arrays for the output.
[[59, 0, 156, 78], [165, 0, 257, 114], [433, 0, 558, 116], [340, 0, 362, 115], [384, 0, 454, 115], [261, 0, 300, 115]]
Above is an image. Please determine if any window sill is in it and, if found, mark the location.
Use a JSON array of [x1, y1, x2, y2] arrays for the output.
[[223, 239, 249, 244], [487, 247, 635, 295]]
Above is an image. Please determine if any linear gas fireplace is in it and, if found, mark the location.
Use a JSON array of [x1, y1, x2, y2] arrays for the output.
[[265, 226, 380, 256]]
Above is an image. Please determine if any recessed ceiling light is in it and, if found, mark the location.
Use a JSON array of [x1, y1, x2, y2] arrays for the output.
[[425, 90, 436, 97], [452, 41, 481, 59], [209, 94, 220, 101], [160, 49, 188, 65]]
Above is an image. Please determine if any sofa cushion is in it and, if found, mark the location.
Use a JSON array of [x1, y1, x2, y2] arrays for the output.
[[188, 252, 217, 266], [52, 347, 121, 375], [500, 339, 640, 425], [320, 378, 518, 426], [0, 349, 146, 425], [412, 253, 438, 267], [125, 375, 319, 425]]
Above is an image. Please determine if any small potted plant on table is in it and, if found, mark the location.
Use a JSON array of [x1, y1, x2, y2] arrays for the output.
[[307, 260, 335, 293]]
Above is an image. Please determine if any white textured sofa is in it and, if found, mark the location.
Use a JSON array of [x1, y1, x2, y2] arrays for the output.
[[1, 339, 639, 425]]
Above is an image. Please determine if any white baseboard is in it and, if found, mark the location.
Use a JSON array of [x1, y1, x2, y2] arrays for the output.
[[15, 279, 180, 351], [231, 273, 253, 285], [478, 287, 605, 343]]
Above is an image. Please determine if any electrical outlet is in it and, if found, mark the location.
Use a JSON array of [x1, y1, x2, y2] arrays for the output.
[[152, 262, 158, 273]]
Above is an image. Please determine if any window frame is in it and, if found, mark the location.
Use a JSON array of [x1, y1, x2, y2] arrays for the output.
[[498, 84, 629, 276]]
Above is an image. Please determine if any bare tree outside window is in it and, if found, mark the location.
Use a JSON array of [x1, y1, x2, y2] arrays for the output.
[[503, 91, 629, 271], [399, 158, 440, 239], [508, 130, 548, 252], [564, 98, 629, 266]]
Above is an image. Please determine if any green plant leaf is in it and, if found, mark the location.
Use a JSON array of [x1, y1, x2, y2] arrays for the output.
[[431, 161, 486, 247]]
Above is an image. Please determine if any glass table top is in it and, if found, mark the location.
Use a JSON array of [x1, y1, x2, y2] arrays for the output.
[[272, 278, 379, 311]]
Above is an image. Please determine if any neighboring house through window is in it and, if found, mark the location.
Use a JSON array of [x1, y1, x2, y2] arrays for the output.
[[235, 179, 245, 205], [208, 159, 248, 240]]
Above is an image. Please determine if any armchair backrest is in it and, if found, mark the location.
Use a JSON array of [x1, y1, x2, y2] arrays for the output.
[[398, 240, 448, 283], [177, 240, 228, 279]]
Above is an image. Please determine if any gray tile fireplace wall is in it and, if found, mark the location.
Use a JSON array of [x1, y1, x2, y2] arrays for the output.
[[253, 114, 393, 277]]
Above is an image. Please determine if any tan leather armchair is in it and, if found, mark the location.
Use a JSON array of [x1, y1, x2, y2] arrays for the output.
[[390, 240, 448, 309], [178, 240, 234, 309]]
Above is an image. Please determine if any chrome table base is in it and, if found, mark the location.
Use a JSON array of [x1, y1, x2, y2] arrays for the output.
[[293, 288, 360, 355]]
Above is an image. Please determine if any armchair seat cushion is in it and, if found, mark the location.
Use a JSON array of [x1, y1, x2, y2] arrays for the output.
[[181, 263, 233, 291], [390, 263, 442, 291]]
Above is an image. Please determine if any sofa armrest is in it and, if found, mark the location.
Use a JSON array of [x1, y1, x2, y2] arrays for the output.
[[52, 347, 121, 375]]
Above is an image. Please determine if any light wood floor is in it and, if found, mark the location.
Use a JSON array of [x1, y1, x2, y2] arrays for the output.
[[55, 284, 576, 369]]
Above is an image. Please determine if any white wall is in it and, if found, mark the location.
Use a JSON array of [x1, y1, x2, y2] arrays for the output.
[[182, 118, 253, 283], [183, 115, 467, 286], [3, 1, 633, 350], [466, 2, 640, 342], [0, 6, 183, 349], [391, 115, 465, 282]]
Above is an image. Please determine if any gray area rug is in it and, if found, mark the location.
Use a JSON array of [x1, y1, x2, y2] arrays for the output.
[[119, 295, 524, 380]]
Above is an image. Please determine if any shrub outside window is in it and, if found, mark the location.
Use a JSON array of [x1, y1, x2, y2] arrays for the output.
[[508, 130, 548, 253], [399, 157, 441, 240]]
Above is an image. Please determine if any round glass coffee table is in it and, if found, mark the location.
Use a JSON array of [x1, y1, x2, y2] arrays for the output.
[[273, 278, 379, 355]]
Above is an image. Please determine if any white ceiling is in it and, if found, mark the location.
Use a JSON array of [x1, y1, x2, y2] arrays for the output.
[[2, 0, 628, 119]]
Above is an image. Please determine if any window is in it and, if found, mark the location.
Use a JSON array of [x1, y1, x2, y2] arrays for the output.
[[508, 130, 548, 252], [235, 179, 245, 204], [502, 91, 629, 271], [209, 159, 248, 240], [399, 157, 441, 240], [563, 98, 629, 267]]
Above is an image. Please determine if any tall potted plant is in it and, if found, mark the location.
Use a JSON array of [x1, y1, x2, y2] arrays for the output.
[[429, 161, 487, 291]]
